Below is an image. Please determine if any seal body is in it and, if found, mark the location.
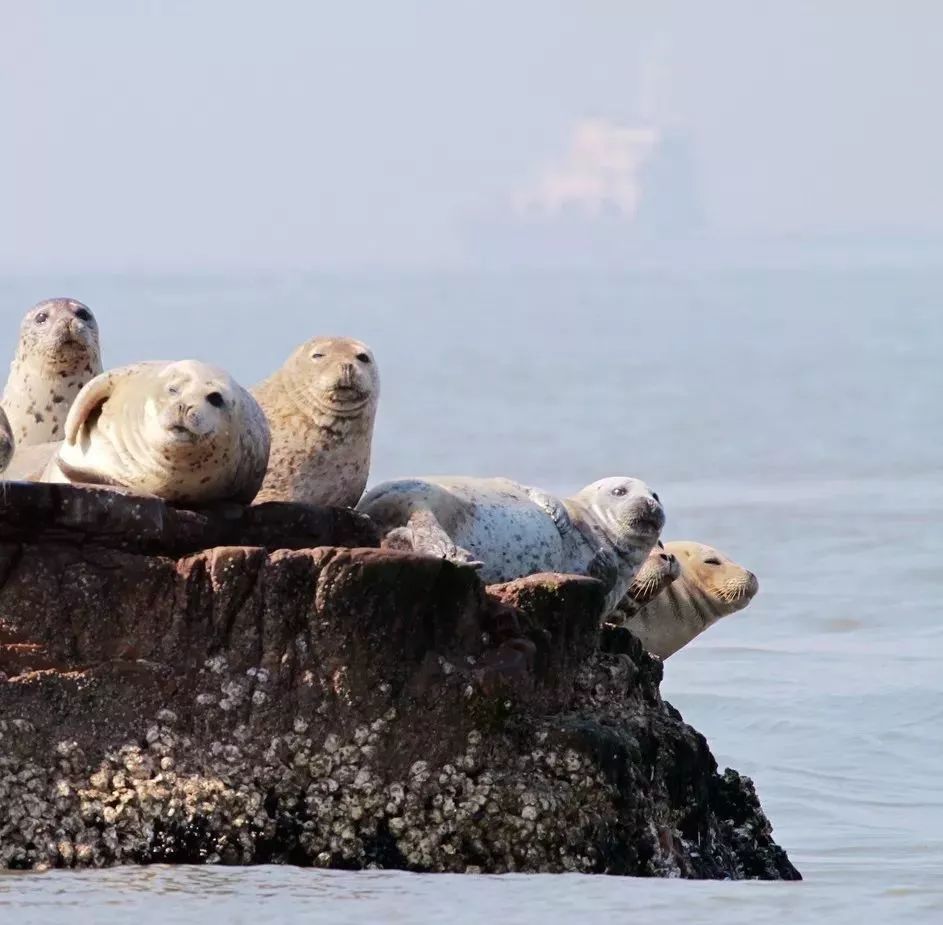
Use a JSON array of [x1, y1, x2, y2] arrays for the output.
[[358, 475, 665, 614], [608, 541, 681, 624], [623, 541, 759, 659], [252, 337, 379, 508], [1, 298, 102, 446], [42, 360, 271, 505]]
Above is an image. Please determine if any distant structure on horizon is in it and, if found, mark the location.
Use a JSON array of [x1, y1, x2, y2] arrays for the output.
[[464, 117, 708, 269]]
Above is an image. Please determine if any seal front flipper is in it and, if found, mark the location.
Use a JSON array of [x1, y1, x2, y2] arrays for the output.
[[525, 486, 572, 536], [382, 510, 484, 569]]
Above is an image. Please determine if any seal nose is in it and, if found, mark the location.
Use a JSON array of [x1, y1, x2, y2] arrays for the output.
[[659, 552, 672, 562], [339, 363, 355, 387]]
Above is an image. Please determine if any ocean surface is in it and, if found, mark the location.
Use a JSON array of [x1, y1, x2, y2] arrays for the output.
[[0, 268, 940, 923]]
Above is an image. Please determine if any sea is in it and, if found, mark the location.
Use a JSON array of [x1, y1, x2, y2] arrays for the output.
[[0, 268, 940, 923]]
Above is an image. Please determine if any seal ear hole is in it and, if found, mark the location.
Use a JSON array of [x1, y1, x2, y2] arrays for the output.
[[74, 308, 93, 322], [704, 556, 722, 565], [355, 352, 371, 363], [34, 312, 48, 325], [206, 391, 225, 408]]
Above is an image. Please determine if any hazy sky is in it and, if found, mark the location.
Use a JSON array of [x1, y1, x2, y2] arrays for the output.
[[1, 0, 940, 271]]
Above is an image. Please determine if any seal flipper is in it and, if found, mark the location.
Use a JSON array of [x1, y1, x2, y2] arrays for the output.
[[525, 486, 572, 536], [382, 510, 483, 569], [64, 362, 165, 447], [586, 546, 619, 589]]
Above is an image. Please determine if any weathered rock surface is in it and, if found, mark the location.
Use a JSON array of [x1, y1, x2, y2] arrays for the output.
[[0, 485, 800, 879]]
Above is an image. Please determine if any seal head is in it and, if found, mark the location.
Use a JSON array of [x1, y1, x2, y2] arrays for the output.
[[626, 541, 681, 607], [253, 336, 380, 507], [49, 360, 270, 505], [623, 540, 759, 659], [2, 298, 102, 445]]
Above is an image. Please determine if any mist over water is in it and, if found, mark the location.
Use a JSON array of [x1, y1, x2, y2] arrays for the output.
[[1, 268, 941, 923]]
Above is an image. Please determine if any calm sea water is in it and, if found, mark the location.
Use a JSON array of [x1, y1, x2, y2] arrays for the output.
[[1, 269, 941, 923]]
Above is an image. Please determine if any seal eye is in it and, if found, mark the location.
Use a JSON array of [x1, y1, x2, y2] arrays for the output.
[[206, 391, 225, 408], [167, 385, 179, 395], [651, 492, 660, 503], [311, 352, 325, 360], [704, 557, 722, 565], [74, 308, 92, 322], [611, 486, 627, 497], [355, 352, 371, 363], [34, 312, 48, 325]]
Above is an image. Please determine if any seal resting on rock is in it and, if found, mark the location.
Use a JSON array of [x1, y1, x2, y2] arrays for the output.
[[252, 336, 380, 507], [38, 360, 271, 505], [608, 541, 681, 624], [623, 540, 759, 659], [1, 298, 103, 446], [357, 475, 665, 615]]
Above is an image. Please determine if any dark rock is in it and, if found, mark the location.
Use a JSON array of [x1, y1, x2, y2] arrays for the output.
[[0, 485, 799, 879]]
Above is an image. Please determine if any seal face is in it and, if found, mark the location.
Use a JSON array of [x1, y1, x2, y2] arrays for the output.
[[357, 474, 665, 615], [608, 541, 681, 624], [43, 360, 271, 505], [252, 337, 380, 508], [1, 298, 103, 446], [623, 540, 759, 659]]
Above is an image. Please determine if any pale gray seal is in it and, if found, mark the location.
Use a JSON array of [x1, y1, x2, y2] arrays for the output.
[[39, 359, 271, 505], [623, 540, 759, 659], [1, 298, 102, 446], [252, 336, 380, 508], [357, 475, 665, 614]]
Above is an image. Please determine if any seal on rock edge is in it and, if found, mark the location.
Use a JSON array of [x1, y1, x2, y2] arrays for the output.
[[357, 475, 665, 615], [622, 540, 759, 659], [40, 360, 271, 505], [252, 336, 380, 508], [608, 541, 681, 623], [1, 298, 103, 446]]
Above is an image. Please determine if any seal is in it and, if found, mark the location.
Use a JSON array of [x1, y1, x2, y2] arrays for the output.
[[623, 540, 759, 659], [1, 298, 103, 446], [252, 336, 380, 508], [0, 407, 14, 473], [39, 359, 271, 505], [608, 541, 681, 624], [357, 475, 665, 614]]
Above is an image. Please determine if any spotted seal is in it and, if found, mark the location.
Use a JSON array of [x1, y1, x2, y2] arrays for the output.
[[357, 475, 665, 615], [623, 540, 759, 658], [1, 298, 102, 446], [252, 336, 380, 508], [39, 359, 271, 505]]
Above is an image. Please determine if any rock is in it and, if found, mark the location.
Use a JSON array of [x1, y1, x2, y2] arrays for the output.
[[0, 485, 800, 879]]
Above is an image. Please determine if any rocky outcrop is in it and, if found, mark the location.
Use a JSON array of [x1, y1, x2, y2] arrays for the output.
[[0, 484, 799, 879]]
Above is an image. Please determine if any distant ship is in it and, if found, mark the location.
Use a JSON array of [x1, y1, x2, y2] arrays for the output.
[[461, 124, 709, 270]]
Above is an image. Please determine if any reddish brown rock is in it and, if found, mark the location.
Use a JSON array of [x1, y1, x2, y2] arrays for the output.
[[0, 485, 799, 880]]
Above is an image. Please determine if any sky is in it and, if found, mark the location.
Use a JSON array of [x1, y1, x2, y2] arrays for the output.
[[0, 0, 941, 272]]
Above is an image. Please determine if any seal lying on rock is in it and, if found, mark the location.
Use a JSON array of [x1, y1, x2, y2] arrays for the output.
[[252, 336, 380, 508], [357, 475, 665, 614], [1, 298, 103, 446], [38, 360, 271, 505], [608, 541, 681, 624], [623, 541, 758, 659]]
